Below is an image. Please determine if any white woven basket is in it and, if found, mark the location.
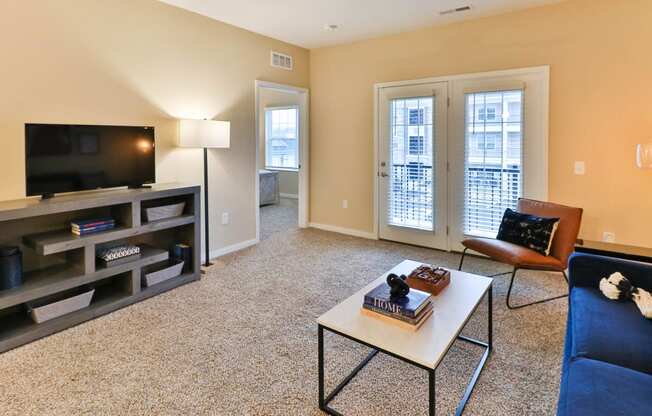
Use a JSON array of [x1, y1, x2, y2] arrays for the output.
[[144, 202, 185, 222]]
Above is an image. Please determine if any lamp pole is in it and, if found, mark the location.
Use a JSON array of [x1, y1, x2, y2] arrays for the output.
[[203, 147, 212, 269], [178, 119, 229, 272]]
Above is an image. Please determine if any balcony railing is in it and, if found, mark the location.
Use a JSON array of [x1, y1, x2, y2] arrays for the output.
[[465, 166, 521, 236], [387, 164, 521, 235]]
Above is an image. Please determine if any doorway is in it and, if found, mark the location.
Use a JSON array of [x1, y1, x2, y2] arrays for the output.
[[255, 81, 309, 241], [375, 67, 549, 251]]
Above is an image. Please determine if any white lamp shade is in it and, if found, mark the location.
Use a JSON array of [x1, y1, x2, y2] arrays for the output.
[[637, 143, 652, 169], [178, 119, 230, 148]]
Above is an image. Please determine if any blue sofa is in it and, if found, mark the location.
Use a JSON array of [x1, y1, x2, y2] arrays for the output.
[[557, 253, 652, 416]]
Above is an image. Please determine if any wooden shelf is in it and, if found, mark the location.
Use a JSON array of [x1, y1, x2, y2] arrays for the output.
[[0, 263, 84, 310], [0, 272, 199, 353], [140, 214, 195, 232], [0, 247, 168, 311], [0, 184, 201, 354], [23, 215, 194, 256], [23, 225, 132, 256], [95, 246, 169, 273], [0, 285, 128, 351]]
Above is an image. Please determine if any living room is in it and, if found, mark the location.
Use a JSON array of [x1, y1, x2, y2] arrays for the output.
[[0, 0, 650, 415]]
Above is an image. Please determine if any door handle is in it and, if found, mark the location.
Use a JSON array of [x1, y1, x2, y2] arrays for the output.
[[379, 172, 388, 177]]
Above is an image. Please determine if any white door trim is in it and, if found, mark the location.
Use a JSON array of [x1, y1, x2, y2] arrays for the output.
[[255, 80, 310, 242], [373, 65, 550, 247]]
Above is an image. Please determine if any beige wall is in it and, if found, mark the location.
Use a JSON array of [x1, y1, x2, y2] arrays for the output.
[[0, 0, 308, 255], [277, 171, 299, 197], [309, 0, 652, 247]]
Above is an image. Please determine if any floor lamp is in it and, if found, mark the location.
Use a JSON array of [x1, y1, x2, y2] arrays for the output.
[[178, 119, 231, 270]]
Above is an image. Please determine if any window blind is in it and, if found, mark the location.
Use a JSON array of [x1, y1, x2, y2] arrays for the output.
[[463, 90, 524, 237], [388, 97, 434, 231]]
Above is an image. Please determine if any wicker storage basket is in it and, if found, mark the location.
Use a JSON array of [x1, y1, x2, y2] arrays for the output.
[[27, 287, 95, 324], [142, 260, 185, 287], [143, 202, 185, 222]]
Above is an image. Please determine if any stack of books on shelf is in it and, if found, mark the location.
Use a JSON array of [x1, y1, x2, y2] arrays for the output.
[[362, 282, 433, 331], [71, 217, 115, 236]]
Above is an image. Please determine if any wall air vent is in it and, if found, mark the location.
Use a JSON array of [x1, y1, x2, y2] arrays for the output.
[[271, 51, 293, 70], [439, 5, 472, 15]]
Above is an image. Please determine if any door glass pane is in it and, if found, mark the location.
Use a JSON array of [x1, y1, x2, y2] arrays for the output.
[[388, 96, 434, 230], [464, 90, 523, 237]]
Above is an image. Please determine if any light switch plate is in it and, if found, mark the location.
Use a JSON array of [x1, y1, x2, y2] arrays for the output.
[[342, 200, 348, 209], [574, 161, 586, 175], [221, 212, 229, 225]]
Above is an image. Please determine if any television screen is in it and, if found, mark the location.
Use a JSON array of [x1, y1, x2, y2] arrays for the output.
[[25, 124, 155, 197]]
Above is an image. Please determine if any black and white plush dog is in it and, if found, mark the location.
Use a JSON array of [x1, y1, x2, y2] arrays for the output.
[[600, 272, 652, 319]]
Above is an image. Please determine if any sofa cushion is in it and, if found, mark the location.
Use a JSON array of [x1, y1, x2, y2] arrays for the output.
[[496, 208, 559, 255], [571, 287, 652, 374], [557, 358, 652, 416]]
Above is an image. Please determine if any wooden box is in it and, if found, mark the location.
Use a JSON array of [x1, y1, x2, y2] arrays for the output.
[[406, 265, 451, 296]]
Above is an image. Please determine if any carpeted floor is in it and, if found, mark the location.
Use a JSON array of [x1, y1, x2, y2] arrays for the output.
[[260, 198, 299, 241], [0, 210, 568, 415]]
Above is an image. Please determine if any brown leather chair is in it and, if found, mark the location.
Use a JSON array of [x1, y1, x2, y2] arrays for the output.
[[458, 198, 583, 309]]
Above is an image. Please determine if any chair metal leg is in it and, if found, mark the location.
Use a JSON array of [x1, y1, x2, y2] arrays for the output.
[[458, 248, 468, 271], [506, 267, 569, 310]]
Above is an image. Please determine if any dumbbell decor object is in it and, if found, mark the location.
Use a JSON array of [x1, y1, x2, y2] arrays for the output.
[[386, 273, 410, 298]]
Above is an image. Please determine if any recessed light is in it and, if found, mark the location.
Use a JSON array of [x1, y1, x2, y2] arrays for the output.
[[324, 24, 339, 31]]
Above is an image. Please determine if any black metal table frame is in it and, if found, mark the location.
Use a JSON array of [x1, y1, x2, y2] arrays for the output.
[[318, 285, 492, 416]]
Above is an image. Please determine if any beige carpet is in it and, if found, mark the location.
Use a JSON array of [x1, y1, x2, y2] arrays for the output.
[[0, 209, 568, 415], [260, 198, 298, 241]]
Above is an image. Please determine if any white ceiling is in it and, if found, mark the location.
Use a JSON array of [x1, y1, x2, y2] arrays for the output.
[[159, 0, 563, 49]]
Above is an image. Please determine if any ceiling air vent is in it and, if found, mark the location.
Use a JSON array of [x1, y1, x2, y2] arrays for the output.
[[439, 5, 471, 15], [271, 51, 293, 71]]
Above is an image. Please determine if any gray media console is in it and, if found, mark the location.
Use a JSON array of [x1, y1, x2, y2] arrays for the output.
[[0, 183, 201, 353]]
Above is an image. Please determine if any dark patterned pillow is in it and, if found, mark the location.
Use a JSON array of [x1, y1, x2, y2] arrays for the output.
[[496, 209, 560, 256]]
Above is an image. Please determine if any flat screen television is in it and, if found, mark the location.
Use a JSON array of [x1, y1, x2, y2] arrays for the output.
[[25, 124, 155, 197]]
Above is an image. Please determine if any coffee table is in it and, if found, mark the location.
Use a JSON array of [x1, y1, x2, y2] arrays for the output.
[[317, 260, 493, 416]]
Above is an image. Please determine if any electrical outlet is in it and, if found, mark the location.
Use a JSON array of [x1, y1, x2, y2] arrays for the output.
[[342, 200, 348, 209], [221, 212, 229, 225], [602, 231, 616, 243], [574, 161, 586, 175]]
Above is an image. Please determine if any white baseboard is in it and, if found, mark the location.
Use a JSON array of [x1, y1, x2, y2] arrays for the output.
[[280, 193, 298, 199], [308, 222, 377, 240], [203, 238, 259, 262]]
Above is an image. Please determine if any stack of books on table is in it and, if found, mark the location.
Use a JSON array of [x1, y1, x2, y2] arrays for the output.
[[362, 283, 433, 331], [71, 218, 115, 236]]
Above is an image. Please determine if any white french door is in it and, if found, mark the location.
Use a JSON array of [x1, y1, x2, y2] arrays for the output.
[[376, 67, 549, 252], [378, 82, 449, 250], [447, 70, 549, 252]]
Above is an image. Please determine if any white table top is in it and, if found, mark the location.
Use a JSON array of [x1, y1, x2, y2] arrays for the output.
[[317, 260, 492, 370]]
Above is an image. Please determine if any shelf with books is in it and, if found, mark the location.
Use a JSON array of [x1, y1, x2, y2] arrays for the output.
[[0, 184, 201, 354], [22, 214, 194, 256], [0, 246, 168, 312]]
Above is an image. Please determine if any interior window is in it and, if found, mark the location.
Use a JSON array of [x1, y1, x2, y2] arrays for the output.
[[265, 107, 299, 170]]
